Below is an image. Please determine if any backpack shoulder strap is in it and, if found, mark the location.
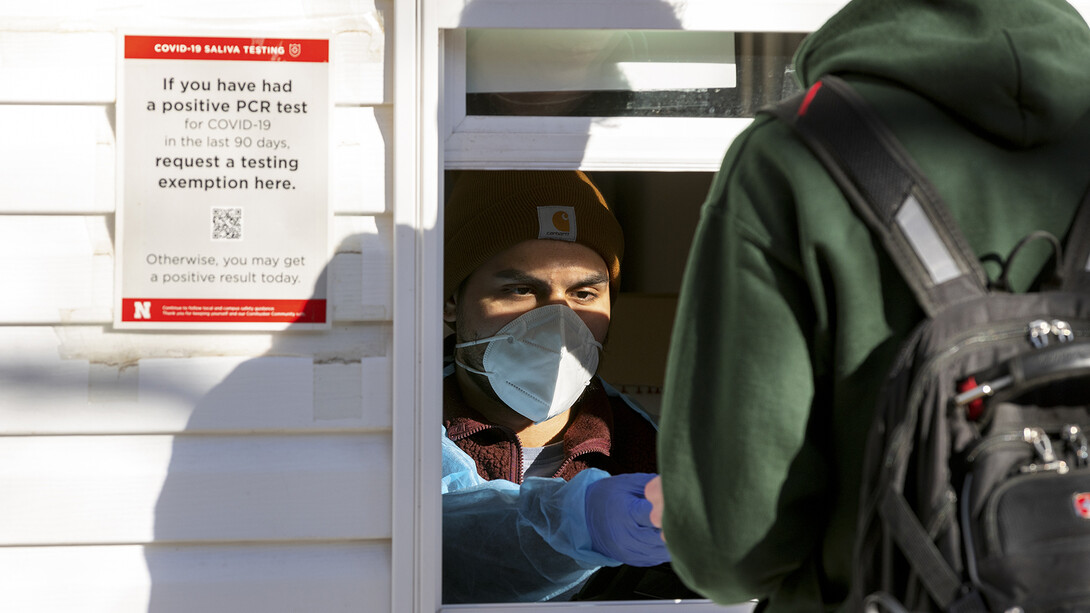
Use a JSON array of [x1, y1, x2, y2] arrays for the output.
[[767, 75, 990, 317]]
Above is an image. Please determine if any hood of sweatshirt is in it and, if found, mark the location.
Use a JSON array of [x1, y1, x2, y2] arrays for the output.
[[794, 0, 1090, 147]]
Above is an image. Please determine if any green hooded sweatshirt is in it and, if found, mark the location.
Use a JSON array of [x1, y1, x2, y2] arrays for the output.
[[658, 0, 1090, 610]]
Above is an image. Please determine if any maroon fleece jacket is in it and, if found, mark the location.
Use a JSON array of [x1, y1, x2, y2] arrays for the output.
[[443, 375, 658, 483]]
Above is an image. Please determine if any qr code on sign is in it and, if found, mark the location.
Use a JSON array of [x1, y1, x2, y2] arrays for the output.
[[212, 207, 242, 240]]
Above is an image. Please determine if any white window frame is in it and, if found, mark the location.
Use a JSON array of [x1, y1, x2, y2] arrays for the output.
[[440, 0, 848, 171], [442, 26, 748, 172], [397, 1, 849, 612]]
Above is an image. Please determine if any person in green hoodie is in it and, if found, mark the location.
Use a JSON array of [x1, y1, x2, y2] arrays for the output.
[[649, 0, 1090, 610]]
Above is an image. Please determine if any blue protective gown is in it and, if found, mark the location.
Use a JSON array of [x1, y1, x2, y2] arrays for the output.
[[442, 432, 619, 602], [441, 372, 655, 603]]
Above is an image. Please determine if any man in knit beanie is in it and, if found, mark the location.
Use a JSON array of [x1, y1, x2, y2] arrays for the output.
[[440, 170, 670, 603]]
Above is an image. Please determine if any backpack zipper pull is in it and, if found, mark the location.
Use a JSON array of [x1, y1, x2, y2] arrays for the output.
[[1050, 319, 1074, 343], [1020, 427, 1069, 474], [954, 375, 1012, 407], [1028, 318, 1075, 348], [1028, 319, 1053, 348], [1062, 424, 1089, 468]]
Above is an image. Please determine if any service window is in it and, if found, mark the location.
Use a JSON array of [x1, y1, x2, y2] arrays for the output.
[[425, 2, 841, 611], [444, 30, 806, 172]]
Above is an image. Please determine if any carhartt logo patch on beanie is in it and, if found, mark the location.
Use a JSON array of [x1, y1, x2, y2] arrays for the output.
[[537, 206, 577, 241], [444, 170, 624, 302]]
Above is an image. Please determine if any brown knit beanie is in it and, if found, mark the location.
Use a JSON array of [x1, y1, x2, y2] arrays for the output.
[[445, 170, 624, 302]]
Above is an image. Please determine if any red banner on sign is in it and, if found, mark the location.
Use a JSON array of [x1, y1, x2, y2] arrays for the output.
[[124, 35, 329, 63], [121, 298, 327, 323]]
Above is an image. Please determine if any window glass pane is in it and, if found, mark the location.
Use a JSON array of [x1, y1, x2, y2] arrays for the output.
[[465, 30, 807, 118]]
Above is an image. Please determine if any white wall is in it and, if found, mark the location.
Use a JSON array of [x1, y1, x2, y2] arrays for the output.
[[0, 3, 400, 611]]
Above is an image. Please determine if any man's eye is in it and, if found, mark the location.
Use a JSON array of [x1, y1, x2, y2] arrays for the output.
[[510, 286, 533, 296], [573, 290, 598, 300]]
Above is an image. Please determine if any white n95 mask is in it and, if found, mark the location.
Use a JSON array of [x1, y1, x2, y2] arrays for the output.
[[455, 304, 603, 424]]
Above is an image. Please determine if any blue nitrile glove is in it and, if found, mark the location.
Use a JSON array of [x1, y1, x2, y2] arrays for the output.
[[584, 472, 670, 566]]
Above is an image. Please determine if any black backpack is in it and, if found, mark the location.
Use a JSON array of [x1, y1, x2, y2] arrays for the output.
[[771, 75, 1090, 612]]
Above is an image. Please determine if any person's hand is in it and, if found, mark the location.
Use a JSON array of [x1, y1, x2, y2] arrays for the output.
[[644, 475, 665, 537], [584, 472, 670, 566]]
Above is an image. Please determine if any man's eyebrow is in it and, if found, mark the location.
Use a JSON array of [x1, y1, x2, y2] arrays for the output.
[[492, 269, 609, 287], [492, 269, 544, 284], [572, 272, 609, 287]]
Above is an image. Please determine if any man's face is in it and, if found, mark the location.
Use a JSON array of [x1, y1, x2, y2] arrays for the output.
[[445, 239, 612, 368]]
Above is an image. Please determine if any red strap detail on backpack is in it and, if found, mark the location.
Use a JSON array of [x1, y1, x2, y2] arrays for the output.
[[958, 377, 985, 420], [797, 81, 824, 117]]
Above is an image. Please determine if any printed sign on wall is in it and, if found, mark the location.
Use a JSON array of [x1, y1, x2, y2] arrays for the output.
[[116, 34, 331, 329]]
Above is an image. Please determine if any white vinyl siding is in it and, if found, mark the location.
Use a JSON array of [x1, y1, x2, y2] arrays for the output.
[[0, 5, 398, 611]]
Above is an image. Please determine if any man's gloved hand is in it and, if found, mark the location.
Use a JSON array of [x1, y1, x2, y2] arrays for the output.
[[584, 472, 670, 566]]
